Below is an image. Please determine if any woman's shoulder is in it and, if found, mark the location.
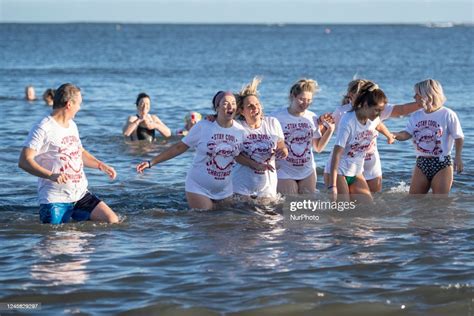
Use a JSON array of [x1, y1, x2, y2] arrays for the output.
[[263, 115, 277, 124], [339, 110, 356, 122], [436, 107, 462, 123], [127, 115, 139, 122], [440, 106, 457, 116], [268, 108, 287, 119], [261, 116, 285, 137], [192, 119, 210, 130], [263, 116, 282, 128], [303, 109, 318, 121], [150, 114, 163, 120], [305, 109, 317, 116], [231, 120, 247, 135], [409, 108, 425, 118], [36, 115, 55, 128], [233, 119, 245, 129], [334, 103, 351, 113], [182, 120, 207, 140], [189, 119, 216, 134]]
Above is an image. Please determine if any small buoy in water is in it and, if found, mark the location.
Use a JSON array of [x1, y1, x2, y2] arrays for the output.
[[401, 305, 406, 309], [325, 28, 331, 34]]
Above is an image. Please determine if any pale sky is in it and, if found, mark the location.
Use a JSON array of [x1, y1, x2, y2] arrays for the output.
[[0, 0, 473, 24]]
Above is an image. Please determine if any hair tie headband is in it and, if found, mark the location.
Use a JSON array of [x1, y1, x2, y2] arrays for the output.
[[213, 91, 234, 109]]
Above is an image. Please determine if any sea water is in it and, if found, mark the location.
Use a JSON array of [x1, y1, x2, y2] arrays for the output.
[[0, 23, 473, 315]]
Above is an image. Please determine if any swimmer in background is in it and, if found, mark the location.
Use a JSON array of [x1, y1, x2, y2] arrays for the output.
[[43, 88, 55, 106], [25, 85, 36, 101], [176, 111, 202, 136], [123, 92, 171, 142]]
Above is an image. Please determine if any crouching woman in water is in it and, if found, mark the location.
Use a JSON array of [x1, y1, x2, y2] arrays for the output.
[[136, 91, 245, 210], [394, 79, 464, 195], [328, 82, 387, 203]]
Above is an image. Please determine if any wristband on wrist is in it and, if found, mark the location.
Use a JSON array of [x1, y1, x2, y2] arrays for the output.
[[147, 160, 152, 168], [327, 185, 336, 190]]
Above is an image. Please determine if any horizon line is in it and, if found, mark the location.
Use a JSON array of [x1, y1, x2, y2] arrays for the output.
[[1, 21, 473, 26]]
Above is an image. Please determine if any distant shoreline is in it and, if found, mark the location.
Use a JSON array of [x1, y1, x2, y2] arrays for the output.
[[1, 22, 473, 26]]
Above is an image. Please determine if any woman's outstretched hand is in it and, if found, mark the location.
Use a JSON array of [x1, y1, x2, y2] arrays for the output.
[[99, 163, 117, 180], [136, 161, 151, 174]]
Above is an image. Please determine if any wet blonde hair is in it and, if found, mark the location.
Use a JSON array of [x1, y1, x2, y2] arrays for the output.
[[341, 79, 373, 105], [235, 76, 263, 120], [237, 76, 262, 109], [288, 78, 319, 103], [414, 79, 446, 110]]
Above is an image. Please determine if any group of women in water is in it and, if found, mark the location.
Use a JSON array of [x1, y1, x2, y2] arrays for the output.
[[130, 78, 464, 210]]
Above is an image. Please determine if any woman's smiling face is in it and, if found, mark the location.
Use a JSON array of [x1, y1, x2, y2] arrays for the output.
[[241, 95, 262, 122], [216, 95, 237, 121], [137, 97, 151, 117], [290, 91, 313, 114]]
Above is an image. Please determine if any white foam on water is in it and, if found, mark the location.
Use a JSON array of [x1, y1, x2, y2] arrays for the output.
[[388, 181, 410, 193], [441, 283, 473, 289]]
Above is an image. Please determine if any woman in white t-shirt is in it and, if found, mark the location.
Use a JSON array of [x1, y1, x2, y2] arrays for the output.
[[394, 79, 464, 194], [136, 91, 245, 210], [232, 77, 288, 200], [323, 79, 422, 192], [272, 79, 334, 194], [328, 82, 388, 203]]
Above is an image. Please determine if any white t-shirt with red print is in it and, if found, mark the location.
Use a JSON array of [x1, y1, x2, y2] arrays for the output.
[[325, 103, 394, 179], [182, 120, 245, 200], [232, 117, 284, 198], [334, 111, 381, 177], [23, 116, 88, 204], [324, 103, 353, 174], [272, 108, 322, 180], [360, 104, 393, 179], [405, 107, 463, 158], [332, 103, 352, 126]]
